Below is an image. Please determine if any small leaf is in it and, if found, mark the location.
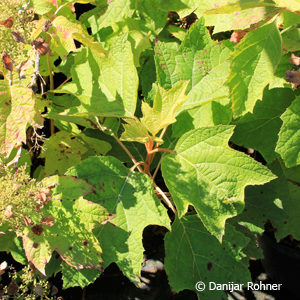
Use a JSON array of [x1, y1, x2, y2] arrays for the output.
[[140, 81, 189, 136], [52, 16, 106, 58], [120, 119, 156, 143]]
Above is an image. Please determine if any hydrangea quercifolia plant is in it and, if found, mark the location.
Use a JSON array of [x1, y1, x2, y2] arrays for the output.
[[1, 0, 300, 298]]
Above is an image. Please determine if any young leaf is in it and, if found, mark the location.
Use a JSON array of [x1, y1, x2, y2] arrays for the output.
[[161, 125, 276, 240], [164, 215, 251, 299], [120, 119, 157, 144], [0, 81, 44, 157], [231, 88, 295, 163], [227, 22, 282, 117], [23, 175, 109, 275], [140, 80, 189, 136], [276, 96, 300, 167], [66, 156, 171, 284]]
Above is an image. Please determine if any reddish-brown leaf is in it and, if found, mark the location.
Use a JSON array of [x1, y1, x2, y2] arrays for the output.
[[2, 53, 13, 72], [11, 30, 25, 44], [0, 16, 13, 28], [32, 37, 50, 56], [289, 53, 300, 66], [31, 225, 44, 236], [7, 281, 18, 296], [42, 20, 52, 32], [41, 216, 54, 227], [286, 70, 300, 88]]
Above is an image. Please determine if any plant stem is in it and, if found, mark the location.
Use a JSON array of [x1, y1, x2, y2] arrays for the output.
[[152, 156, 163, 180], [46, 53, 55, 136], [147, 148, 176, 155], [153, 182, 176, 213], [95, 118, 144, 173]]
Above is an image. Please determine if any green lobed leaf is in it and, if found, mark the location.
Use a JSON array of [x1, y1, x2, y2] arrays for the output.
[[53, 34, 138, 118], [23, 175, 109, 275], [66, 156, 171, 284], [172, 100, 232, 138], [231, 88, 295, 163], [276, 96, 300, 167], [120, 119, 156, 144], [0, 81, 44, 158], [162, 125, 276, 240], [164, 215, 251, 299], [227, 22, 282, 117], [155, 19, 232, 114]]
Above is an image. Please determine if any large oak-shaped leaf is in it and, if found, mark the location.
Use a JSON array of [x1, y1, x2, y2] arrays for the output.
[[23, 175, 109, 275], [154, 18, 232, 117], [226, 22, 282, 117], [165, 215, 251, 299], [53, 33, 138, 118], [66, 156, 171, 284], [0, 81, 44, 157], [161, 125, 276, 240]]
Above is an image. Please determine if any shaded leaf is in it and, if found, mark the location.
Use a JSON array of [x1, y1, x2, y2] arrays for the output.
[[165, 215, 251, 298], [66, 156, 171, 284]]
